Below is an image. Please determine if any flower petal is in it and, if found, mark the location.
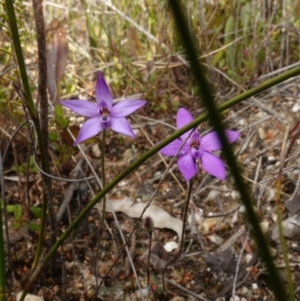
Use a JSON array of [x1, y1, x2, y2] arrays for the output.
[[159, 139, 189, 156], [200, 151, 225, 180], [225, 130, 240, 143], [95, 71, 113, 108], [176, 108, 194, 128], [74, 117, 102, 145], [60, 100, 99, 117], [110, 117, 135, 137], [177, 153, 197, 181], [176, 108, 197, 141], [201, 130, 240, 151], [111, 100, 146, 117]]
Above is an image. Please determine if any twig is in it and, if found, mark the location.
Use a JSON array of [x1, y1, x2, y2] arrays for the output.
[[232, 229, 250, 297], [32, 0, 57, 269], [162, 276, 211, 301], [56, 159, 88, 222]]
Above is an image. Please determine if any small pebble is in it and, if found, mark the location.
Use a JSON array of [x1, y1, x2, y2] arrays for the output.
[[241, 286, 248, 295], [245, 254, 253, 264], [16, 293, 44, 301], [259, 221, 269, 234], [208, 234, 224, 245], [239, 205, 246, 213], [292, 103, 300, 112], [258, 127, 265, 139], [164, 241, 178, 252], [252, 283, 258, 290]]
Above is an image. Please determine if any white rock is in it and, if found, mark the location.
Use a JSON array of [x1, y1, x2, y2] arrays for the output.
[[260, 221, 269, 234], [205, 190, 220, 201], [266, 189, 275, 202], [135, 288, 149, 298], [258, 127, 265, 140], [207, 234, 224, 245], [241, 286, 249, 295], [92, 144, 101, 158], [245, 254, 253, 264], [268, 155, 276, 161], [292, 103, 300, 112], [163, 241, 178, 252], [16, 293, 44, 301], [252, 283, 258, 290], [231, 190, 237, 199], [238, 119, 245, 126], [239, 205, 246, 213]]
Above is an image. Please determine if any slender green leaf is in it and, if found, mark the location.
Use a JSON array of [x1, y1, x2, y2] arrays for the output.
[[30, 207, 43, 219], [14, 204, 22, 222]]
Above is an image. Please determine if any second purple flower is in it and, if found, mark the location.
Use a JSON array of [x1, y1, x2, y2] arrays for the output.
[[159, 108, 239, 181]]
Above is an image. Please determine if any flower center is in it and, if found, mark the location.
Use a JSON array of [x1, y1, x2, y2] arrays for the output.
[[99, 102, 111, 130], [189, 132, 202, 160]]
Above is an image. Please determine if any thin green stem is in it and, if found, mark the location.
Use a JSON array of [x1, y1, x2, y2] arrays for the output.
[[178, 179, 193, 256], [167, 0, 287, 299], [93, 130, 107, 290], [4, 0, 38, 120], [101, 130, 106, 224], [5, 0, 52, 294]]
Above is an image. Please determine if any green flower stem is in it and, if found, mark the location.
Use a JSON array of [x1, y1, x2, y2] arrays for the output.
[[100, 129, 106, 236], [167, 0, 286, 300], [42, 60, 300, 270], [4, 0, 38, 120]]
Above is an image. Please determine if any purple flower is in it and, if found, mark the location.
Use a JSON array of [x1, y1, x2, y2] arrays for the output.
[[60, 71, 146, 145], [159, 108, 239, 181]]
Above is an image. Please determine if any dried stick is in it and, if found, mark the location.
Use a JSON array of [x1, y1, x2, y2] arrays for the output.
[[31, 0, 57, 271]]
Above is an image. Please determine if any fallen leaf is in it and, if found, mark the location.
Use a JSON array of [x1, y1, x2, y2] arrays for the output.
[[46, 19, 68, 102], [103, 197, 183, 240], [16, 293, 44, 301]]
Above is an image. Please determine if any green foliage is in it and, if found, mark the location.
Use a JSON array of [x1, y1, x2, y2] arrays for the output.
[[28, 207, 43, 231], [54, 104, 69, 130], [30, 206, 43, 219], [0, 201, 43, 231], [4, 204, 23, 229], [11, 156, 37, 175]]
